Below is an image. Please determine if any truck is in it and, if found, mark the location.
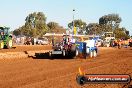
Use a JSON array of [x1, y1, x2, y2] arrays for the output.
[[0, 26, 13, 49], [104, 32, 115, 47]]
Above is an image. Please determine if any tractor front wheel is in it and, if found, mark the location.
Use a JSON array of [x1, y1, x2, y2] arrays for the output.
[[93, 50, 97, 57], [0, 42, 4, 49], [62, 50, 66, 56], [90, 51, 93, 58], [7, 40, 13, 49]]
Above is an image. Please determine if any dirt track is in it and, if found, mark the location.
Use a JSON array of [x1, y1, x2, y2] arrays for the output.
[[0, 45, 132, 88]]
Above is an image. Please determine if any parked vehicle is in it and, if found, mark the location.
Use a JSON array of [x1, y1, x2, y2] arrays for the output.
[[96, 39, 103, 47], [24, 37, 32, 45], [36, 37, 49, 45], [128, 39, 132, 47], [0, 26, 13, 49]]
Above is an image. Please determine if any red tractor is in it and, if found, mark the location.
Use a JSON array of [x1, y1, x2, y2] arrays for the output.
[[49, 35, 78, 58]]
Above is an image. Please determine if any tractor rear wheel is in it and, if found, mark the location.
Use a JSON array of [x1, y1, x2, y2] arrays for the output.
[[71, 45, 76, 51], [0, 41, 4, 49], [68, 48, 78, 58], [7, 40, 13, 49]]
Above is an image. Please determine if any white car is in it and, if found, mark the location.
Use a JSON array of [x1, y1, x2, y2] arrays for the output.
[[36, 38, 49, 45]]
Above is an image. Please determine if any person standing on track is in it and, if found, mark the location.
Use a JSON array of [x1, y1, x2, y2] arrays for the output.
[[118, 39, 121, 49]]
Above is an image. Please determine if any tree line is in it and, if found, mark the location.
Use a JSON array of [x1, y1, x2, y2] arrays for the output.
[[13, 12, 130, 39], [68, 14, 130, 39], [13, 12, 66, 37]]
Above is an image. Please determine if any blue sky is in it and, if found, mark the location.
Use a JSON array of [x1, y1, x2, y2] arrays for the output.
[[0, 0, 132, 35]]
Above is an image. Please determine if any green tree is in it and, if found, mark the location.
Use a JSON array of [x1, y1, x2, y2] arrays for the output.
[[114, 27, 130, 39], [47, 22, 66, 33], [86, 23, 101, 35], [47, 22, 59, 32], [14, 12, 48, 37], [13, 28, 21, 36], [99, 14, 122, 32]]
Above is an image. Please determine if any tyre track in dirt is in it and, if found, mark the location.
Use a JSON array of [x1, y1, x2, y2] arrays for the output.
[[0, 48, 116, 78], [0, 45, 52, 53], [19, 48, 132, 88], [0, 48, 115, 77], [18, 56, 132, 88], [0, 47, 131, 88], [8, 51, 132, 87]]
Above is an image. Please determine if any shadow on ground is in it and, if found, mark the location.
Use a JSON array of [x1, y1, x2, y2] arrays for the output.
[[31, 52, 75, 60]]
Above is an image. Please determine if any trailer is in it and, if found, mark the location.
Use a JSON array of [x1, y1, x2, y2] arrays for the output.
[[76, 39, 98, 59]]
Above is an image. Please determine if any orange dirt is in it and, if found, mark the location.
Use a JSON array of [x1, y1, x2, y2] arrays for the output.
[[0, 45, 52, 53], [0, 46, 131, 88]]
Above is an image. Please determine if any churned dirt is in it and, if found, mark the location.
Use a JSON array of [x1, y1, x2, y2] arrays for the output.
[[0, 45, 131, 88], [0, 45, 52, 53]]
